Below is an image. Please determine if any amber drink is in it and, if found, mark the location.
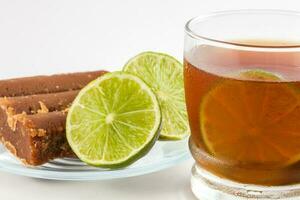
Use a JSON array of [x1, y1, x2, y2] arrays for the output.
[[184, 10, 300, 200]]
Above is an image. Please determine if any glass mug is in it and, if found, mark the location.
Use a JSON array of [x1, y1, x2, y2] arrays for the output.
[[184, 10, 300, 199]]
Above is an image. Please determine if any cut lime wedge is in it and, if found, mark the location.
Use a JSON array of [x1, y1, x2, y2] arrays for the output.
[[123, 52, 190, 140], [66, 72, 161, 168]]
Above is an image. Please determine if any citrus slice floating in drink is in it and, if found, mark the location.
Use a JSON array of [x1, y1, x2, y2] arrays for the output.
[[66, 72, 161, 168], [200, 70, 300, 167], [235, 69, 282, 81], [124, 52, 190, 140]]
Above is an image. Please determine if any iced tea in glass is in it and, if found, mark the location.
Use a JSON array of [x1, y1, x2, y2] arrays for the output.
[[184, 10, 300, 199]]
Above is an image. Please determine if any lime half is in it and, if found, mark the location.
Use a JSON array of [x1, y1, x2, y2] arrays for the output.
[[123, 52, 190, 140], [66, 72, 161, 168]]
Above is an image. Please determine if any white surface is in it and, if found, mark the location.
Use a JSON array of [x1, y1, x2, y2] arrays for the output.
[[0, 0, 299, 199], [0, 161, 196, 200]]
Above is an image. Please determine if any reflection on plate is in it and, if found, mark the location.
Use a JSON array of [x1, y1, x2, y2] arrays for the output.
[[0, 138, 191, 180]]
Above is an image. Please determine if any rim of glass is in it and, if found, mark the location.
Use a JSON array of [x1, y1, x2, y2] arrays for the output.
[[185, 9, 300, 50]]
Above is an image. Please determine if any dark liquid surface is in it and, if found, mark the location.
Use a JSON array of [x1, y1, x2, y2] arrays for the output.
[[184, 44, 300, 185]]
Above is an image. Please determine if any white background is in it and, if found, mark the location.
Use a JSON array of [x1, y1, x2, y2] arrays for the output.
[[0, 0, 299, 199]]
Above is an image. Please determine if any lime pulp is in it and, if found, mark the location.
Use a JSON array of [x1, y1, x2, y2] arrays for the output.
[[66, 72, 161, 168]]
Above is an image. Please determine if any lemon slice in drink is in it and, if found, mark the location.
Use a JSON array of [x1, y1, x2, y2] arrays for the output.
[[123, 52, 190, 140], [201, 69, 300, 168], [66, 72, 161, 168], [236, 69, 282, 81]]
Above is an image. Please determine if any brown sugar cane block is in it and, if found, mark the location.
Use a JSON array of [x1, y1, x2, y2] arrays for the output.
[[0, 91, 78, 165], [0, 111, 71, 165], [0, 90, 79, 116], [0, 70, 107, 97]]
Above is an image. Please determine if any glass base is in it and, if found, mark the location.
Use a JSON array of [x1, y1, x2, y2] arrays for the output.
[[191, 163, 300, 200]]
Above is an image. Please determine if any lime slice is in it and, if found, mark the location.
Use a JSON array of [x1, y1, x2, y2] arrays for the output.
[[236, 69, 282, 81], [200, 69, 300, 167], [123, 52, 190, 140], [66, 72, 161, 168]]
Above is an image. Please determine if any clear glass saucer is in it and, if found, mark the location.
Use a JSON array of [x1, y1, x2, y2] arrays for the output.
[[0, 138, 190, 180]]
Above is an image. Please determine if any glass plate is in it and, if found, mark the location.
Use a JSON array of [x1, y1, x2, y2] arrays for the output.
[[0, 138, 190, 180]]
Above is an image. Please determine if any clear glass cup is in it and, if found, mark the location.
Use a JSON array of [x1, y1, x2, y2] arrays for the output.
[[184, 10, 300, 199]]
